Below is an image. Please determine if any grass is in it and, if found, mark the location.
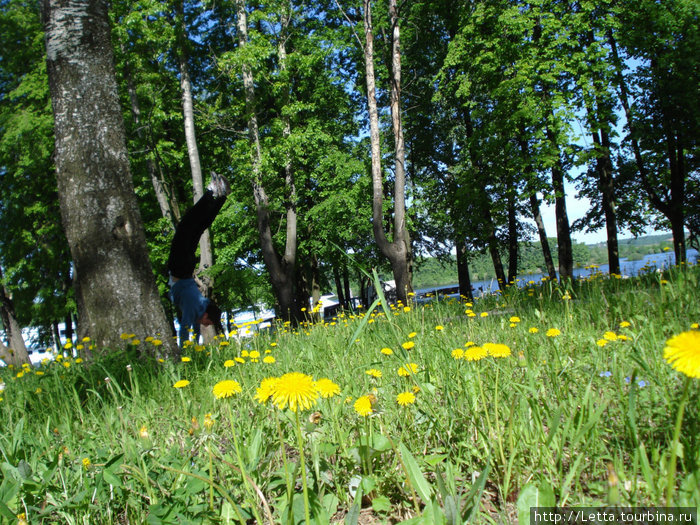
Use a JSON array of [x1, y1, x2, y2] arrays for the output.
[[0, 263, 698, 524]]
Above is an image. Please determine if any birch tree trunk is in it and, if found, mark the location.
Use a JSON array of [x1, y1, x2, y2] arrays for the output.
[[42, 0, 178, 357], [235, 0, 299, 322], [175, 0, 216, 341], [363, 0, 413, 305]]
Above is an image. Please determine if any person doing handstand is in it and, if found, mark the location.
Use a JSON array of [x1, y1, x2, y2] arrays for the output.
[[168, 172, 229, 343]]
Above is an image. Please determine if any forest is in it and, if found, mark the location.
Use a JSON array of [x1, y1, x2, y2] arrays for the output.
[[0, 0, 698, 360]]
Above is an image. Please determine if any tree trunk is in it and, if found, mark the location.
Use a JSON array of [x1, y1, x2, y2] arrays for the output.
[[506, 187, 519, 285], [595, 128, 621, 274], [547, 127, 574, 282], [363, 0, 413, 306], [235, 0, 298, 322], [42, 0, 178, 357], [608, 31, 686, 263], [455, 239, 474, 301], [175, 0, 216, 342], [0, 267, 29, 366], [343, 264, 352, 309], [529, 194, 558, 281], [482, 204, 507, 288], [333, 265, 346, 309], [517, 131, 557, 281]]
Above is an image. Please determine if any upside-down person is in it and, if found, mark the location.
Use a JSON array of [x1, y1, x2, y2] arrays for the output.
[[167, 172, 229, 343]]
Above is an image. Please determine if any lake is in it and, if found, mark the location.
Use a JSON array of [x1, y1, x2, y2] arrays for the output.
[[415, 248, 699, 300]]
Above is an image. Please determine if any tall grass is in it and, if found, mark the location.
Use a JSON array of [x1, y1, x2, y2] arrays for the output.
[[0, 263, 698, 524]]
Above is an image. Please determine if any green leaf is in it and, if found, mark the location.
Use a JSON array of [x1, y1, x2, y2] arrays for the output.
[[398, 442, 434, 503], [371, 495, 391, 513], [517, 482, 556, 525], [344, 502, 360, 525]]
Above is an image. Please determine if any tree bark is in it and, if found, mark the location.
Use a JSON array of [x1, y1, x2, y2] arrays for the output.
[[363, 0, 413, 305], [42, 0, 178, 357], [333, 265, 346, 309], [235, 0, 299, 322], [0, 267, 30, 366], [175, 0, 216, 342], [455, 239, 474, 301], [547, 126, 574, 282], [594, 127, 621, 274], [529, 194, 558, 281], [506, 186, 519, 285]]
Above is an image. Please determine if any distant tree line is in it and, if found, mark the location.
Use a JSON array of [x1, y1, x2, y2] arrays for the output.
[[0, 0, 697, 362]]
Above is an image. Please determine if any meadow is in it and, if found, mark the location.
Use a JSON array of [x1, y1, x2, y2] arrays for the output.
[[0, 264, 698, 524]]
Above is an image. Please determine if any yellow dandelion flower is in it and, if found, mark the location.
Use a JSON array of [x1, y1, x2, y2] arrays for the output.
[[509, 316, 521, 323], [139, 425, 149, 438], [17, 513, 27, 525], [464, 345, 488, 361], [690, 323, 699, 329], [408, 332, 417, 338], [366, 368, 383, 378], [397, 363, 419, 377], [315, 378, 341, 398], [213, 379, 242, 399], [224, 359, 235, 368], [603, 331, 618, 341], [619, 321, 631, 328], [255, 377, 279, 404], [480, 312, 488, 318], [270, 372, 319, 412], [249, 350, 260, 359], [464, 341, 476, 347], [451, 348, 464, 359], [381, 347, 393, 355], [181, 356, 191, 363], [203, 413, 215, 429], [529, 327, 539, 334], [483, 343, 511, 358], [663, 331, 700, 378], [403, 306, 411, 312], [354, 396, 373, 417], [120, 333, 134, 340], [82, 457, 91, 470], [597, 339, 609, 347], [235, 357, 245, 364], [402, 341, 415, 350], [263, 356, 276, 364], [618, 334, 629, 341], [435, 325, 444, 331], [173, 379, 190, 388], [546, 328, 561, 337], [396, 391, 416, 406]]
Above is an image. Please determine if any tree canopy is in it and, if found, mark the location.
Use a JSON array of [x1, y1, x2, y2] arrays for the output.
[[0, 0, 697, 357]]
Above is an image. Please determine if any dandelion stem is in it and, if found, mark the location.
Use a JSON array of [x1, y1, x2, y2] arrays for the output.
[[226, 403, 263, 524], [294, 410, 311, 525], [207, 445, 214, 512], [665, 376, 691, 506]]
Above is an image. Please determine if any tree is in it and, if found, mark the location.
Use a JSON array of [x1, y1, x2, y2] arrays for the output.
[[0, 266, 29, 366], [363, 0, 414, 305], [42, 0, 178, 356], [611, 0, 699, 263], [0, 0, 75, 347], [232, 0, 300, 322]]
